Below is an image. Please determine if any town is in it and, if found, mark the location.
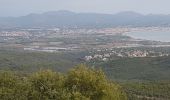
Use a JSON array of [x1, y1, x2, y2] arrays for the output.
[[84, 47, 170, 62]]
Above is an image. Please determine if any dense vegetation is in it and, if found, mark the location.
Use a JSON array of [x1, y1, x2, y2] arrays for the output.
[[123, 81, 170, 100], [1, 50, 170, 81], [94, 56, 170, 81], [1, 64, 170, 100], [0, 65, 127, 100], [0, 50, 85, 72], [0, 50, 170, 99]]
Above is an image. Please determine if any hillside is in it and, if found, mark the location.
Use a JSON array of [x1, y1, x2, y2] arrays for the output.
[[0, 50, 170, 81], [0, 50, 170, 99], [0, 50, 85, 72], [92, 56, 170, 81]]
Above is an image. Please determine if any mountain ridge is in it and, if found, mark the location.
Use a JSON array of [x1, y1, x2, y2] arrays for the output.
[[1, 10, 170, 28]]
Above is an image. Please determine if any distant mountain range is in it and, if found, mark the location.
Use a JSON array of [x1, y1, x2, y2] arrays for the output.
[[1, 10, 170, 28]]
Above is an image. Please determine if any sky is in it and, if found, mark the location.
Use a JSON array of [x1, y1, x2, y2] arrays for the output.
[[0, 0, 170, 17]]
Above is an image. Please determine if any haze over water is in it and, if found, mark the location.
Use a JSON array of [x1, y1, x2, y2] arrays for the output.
[[126, 30, 170, 42]]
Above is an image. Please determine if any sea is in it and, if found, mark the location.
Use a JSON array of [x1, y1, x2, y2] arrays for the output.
[[126, 30, 170, 42]]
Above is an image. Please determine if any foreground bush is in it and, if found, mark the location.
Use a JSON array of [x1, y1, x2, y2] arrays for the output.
[[0, 71, 29, 100], [66, 64, 127, 100], [0, 65, 127, 100]]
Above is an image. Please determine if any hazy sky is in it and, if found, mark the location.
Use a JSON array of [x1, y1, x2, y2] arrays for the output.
[[0, 0, 170, 17]]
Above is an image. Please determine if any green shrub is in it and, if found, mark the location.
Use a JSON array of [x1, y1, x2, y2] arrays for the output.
[[0, 71, 29, 100], [66, 64, 127, 100], [29, 70, 70, 100]]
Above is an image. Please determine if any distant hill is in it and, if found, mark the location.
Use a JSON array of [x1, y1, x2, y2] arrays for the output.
[[1, 10, 170, 28]]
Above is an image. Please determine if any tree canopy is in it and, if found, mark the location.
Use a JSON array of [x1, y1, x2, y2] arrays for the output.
[[0, 65, 127, 100]]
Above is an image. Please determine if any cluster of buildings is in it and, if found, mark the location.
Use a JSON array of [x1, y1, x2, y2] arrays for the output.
[[84, 49, 169, 62], [0, 31, 31, 37]]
